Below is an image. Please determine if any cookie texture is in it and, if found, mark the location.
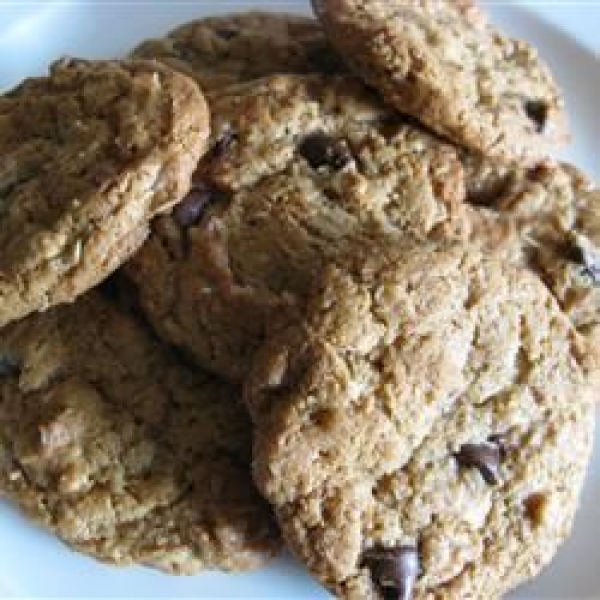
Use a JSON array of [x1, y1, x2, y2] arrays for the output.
[[0, 58, 209, 327], [0, 293, 280, 572], [312, 0, 568, 163], [131, 12, 344, 90], [245, 241, 596, 599], [465, 160, 600, 340], [125, 74, 471, 381]]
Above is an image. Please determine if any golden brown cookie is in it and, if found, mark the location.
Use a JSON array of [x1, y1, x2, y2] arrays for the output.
[[465, 160, 600, 340], [312, 0, 568, 164], [125, 74, 470, 381], [246, 240, 596, 599], [131, 12, 344, 89], [0, 293, 280, 572], [0, 58, 209, 327]]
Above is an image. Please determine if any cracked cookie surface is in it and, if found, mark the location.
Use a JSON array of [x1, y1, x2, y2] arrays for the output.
[[312, 0, 568, 164], [125, 74, 471, 381], [0, 293, 280, 572], [131, 12, 344, 90], [464, 160, 600, 346], [245, 240, 596, 599], [0, 58, 209, 327]]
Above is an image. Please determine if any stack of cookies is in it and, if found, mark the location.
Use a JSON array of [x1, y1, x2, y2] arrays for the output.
[[0, 2, 598, 598]]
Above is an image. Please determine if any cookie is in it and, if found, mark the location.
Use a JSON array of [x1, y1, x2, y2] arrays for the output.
[[125, 74, 471, 381], [0, 293, 280, 572], [0, 57, 209, 327], [465, 160, 600, 338], [245, 240, 596, 599], [131, 12, 344, 90], [312, 0, 568, 164]]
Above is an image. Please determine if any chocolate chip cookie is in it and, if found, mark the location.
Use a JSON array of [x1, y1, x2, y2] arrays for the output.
[[245, 240, 596, 599], [131, 12, 343, 90], [312, 0, 568, 164], [0, 58, 209, 327], [125, 74, 471, 381], [465, 160, 600, 340], [0, 293, 280, 572]]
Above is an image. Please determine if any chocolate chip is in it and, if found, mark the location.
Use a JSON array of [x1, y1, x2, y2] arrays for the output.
[[0, 356, 20, 377], [209, 130, 238, 160], [466, 174, 513, 207], [377, 116, 405, 141], [173, 186, 214, 228], [524, 100, 548, 133], [215, 27, 238, 40], [363, 545, 420, 600], [526, 164, 551, 183], [298, 132, 353, 170], [455, 439, 503, 485]]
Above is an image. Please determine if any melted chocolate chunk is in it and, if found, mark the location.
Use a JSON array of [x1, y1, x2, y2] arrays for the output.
[[455, 438, 503, 485], [215, 27, 238, 40], [526, 164, 552, 183], [466, 174, 513, 207], [298, 132, 353, 170], [209, 130, 238, 160], [524, 100, 548, 133], [173, 186, 215, 228], [0, 356, 20, 378], [363, 545, 420, 600]]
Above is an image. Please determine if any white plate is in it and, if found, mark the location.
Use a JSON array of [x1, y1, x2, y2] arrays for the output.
[[0, 2, 598, 598]]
